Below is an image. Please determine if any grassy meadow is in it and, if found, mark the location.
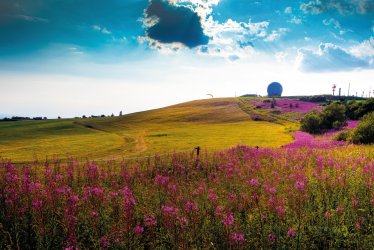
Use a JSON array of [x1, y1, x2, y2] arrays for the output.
[[1, 97, 373, 249], [0, 98, 297, 162]]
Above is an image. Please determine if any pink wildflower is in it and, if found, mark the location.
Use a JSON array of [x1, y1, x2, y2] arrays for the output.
[[325, 211, 331, 221], [231, 232, 245, 244], [144, 215, 157, 227], [249, 178, 260, 188], [214, 205, 224, 217], [134, 225, 144, 235], [222, 211, 234, 226], [275, 205, 286, 217], [287, 228, 296, 237], [336, 206, 343, 214], [185, 201, 198, 212], [268, 233, 276, 242], [100, 236, 109, 248], [295, 180, 306, 192], [208, 189, 218, 203]]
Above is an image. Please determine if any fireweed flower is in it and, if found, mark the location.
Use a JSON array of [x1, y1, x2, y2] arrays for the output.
[[177, 216, 189, 229], [134, 225, 144, 235], [162, 205, 179, 217], [100, 235, 109, 248], [336, 206, 343, 214], [32, 199, 43, 210], [215, 205, 224, 217], [228, 192, 237, 203], [325, 211, 331, 221], [121, 187, 136, 211], [222, 211, 234, 226], [155, 174, 169, 187], [249, 178, 260, 188], [287, 228, 296, 237], [208, 189, 218, 203], [275, 205, 286, 217], [185, 201, 198, 212], [231, 232, 245, 244], [144, 215, 157, 227], [268, 233, 277, 242], [295, 180, 306, 193]]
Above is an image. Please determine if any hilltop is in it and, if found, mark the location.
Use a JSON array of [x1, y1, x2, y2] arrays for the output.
[[0, 98, 299, 162]]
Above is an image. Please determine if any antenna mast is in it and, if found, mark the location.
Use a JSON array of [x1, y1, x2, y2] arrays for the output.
[[348, 82, 350, 96]]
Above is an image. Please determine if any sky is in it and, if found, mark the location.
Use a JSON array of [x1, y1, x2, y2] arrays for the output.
[[0, 0, 373, 118]]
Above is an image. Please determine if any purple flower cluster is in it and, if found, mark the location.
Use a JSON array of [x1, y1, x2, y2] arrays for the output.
[[250, 99, 321, 113], [285, 131, 346, 148]]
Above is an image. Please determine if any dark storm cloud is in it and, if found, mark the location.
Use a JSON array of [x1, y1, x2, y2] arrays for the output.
[[300, 0, 374, 15], [144, 0, 209, 48]]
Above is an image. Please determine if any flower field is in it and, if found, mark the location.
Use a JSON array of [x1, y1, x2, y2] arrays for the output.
[[1, 144, 373, 249], [250, 99, 321, 114]]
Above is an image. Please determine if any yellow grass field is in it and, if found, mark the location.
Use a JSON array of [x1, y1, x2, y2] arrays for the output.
[[0, 98, 297, 162]]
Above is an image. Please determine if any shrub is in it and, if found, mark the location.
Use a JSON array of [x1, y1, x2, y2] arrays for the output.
[[335, 130, 351, 141], [300, 111, 322, 134], [320, 103, 347, 129], [351, 111, 374, 144], [345, 99, 374, 120]]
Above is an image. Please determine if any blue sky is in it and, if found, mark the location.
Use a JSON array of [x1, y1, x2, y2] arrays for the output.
[[0, 0, 373, 117]]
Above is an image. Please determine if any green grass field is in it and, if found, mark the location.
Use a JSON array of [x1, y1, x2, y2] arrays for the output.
[[0, 98, 297, 162]]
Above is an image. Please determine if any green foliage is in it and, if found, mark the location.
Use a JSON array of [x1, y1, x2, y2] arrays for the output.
[[300, 111, 322, 134], [320, 103, 347, 129], [351, 111, 374, 144], [334, 130, 351, 141], [345, 98, 374, 120], [301, 102, 347, 134]]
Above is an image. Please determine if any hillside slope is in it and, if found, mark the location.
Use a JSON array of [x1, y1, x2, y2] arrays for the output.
[[0, 98, 295, 162]]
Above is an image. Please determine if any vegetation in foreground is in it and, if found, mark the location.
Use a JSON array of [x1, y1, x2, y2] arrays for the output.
[[1, 145, 373, 249]]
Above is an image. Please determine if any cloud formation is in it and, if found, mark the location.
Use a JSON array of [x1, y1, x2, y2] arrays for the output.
[[296, 42, 373, 72], [144, 0, 209, 48], [300, 0, 374, 15]]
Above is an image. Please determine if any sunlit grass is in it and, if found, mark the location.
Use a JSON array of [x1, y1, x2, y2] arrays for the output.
[[0, 98, 296, 162]]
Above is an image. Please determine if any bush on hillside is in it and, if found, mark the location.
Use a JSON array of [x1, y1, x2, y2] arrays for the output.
[[351, 111, 374, 144], [334, 130, 351, 142], [300, 111, 322, 134], [320, 103, 347, 129], [345, 99, 374, 120], [301, 102, 347, 134]]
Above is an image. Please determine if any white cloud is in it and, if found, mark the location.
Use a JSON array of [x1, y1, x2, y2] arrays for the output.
[[92, 25, 112, 34], [349, 37, 374, 58], [12, 14, 48, 23], [300, 0, 374, 15], [200, 17, 270, 59], [275, 51, 289, 62], [290, 16, 302, 24], [264, 28, 289, 42], [143, 0, 287, 60], [296, 42, 372, 72], [284, 7, 292, 14], [323, 18, 340, 29]]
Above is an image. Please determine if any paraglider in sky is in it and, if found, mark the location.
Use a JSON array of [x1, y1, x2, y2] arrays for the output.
[[206, 94, 214, 98]]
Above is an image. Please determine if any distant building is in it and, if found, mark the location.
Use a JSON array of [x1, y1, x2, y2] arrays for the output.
[[267, 82, 283, 97]]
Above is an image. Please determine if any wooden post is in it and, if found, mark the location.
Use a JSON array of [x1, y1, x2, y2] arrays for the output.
[[195, 146, 201, 157]]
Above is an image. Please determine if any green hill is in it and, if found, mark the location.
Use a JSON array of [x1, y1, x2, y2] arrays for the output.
[[0, 98, 297, 162]]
